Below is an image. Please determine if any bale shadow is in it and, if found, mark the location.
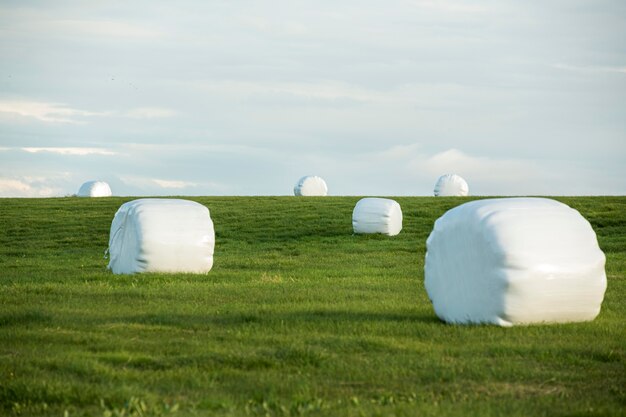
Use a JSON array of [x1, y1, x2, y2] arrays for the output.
[[112, 309, 440, 329]]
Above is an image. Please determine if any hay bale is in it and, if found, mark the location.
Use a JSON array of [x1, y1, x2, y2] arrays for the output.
[[108, 199, 215, 274], [294, 176, 328, 196], [424, 197, 606, 326], [433, 174, 468, 196], [352, 198, 402, 236], [77, 180, 112, 197]]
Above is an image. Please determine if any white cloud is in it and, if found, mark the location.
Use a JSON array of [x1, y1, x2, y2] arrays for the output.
[[0, 100, 178, 124], [552, 63, 626, 74], [152, 179, 197, 189], [376, 143, 424, 160], [119, 175, 198, 189], [412, 0, 488, 13], [51, 19, 162, 39], [363, 145, 543, 184], [369, 146, 619, 195], [0, 176, 64, 197], [239, 15, 308, 36], [0, 100, 108, 124], [118, 175, 230, 194], [329, 145, 553, 195], [20, 147, 117, 156], [120, 142, 278, 157], [0, 8, 162, 40], [125, 107, 178, 119], [420, 148, 542, 183], [0, 178, 30, 194], [196, 80, 388, 103]]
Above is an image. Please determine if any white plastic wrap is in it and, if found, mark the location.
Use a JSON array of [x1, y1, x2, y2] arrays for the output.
[[352, 198, 403, 236], [424, 198, 606, 326], [77, 180, 112, 197], [294, 176, 328, 196], [433, 174, 469, 196], [108, 199, 215, 274]]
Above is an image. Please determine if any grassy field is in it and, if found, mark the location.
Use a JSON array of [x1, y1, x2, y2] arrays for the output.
[[0, 196, 624, 417]]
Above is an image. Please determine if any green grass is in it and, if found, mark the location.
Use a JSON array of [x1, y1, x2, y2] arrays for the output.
[[0, 196, 624, 417]]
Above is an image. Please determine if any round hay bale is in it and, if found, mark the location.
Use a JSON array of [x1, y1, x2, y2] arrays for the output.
[[433, 174, 468, 196], [424, 197, 606, 326], [293, 176, 328, 196], [77, 180, 112, 197], [352, 198, 402, 236], [108, 199, 215, 274]]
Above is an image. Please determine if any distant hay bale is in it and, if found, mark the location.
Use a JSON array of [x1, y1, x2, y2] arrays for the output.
[[433, 174, 468, 196], [108, 199, 215, 274], [424, 198, 607, 326], [352, 198, 403, 236], [293, 176, 328, 196], [77, 180, 112, 197]]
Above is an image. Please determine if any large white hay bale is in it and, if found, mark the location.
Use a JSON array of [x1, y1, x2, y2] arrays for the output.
[[433, 174, 468, 196], [77, 180, 112, 197], [424, 198, 606, 326], [352, 198, 403, 236], [108, 199, 215, 274], [294, 176, 328, 196]]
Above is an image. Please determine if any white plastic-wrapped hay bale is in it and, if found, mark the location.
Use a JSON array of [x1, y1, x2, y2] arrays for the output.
[[352, 198, 403, 236], [77, 180, 112, 197], [293, 176, 328, 196], [424, 198, 606, 326], [108, 199, 215, 274], [433, 174, 468, 196]]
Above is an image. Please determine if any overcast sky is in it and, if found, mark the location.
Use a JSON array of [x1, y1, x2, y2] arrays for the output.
[[1, 0, 625, 197]]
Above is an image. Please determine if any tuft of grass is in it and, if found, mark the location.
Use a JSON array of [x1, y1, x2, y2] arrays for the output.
[[0, 196, 624, 417]]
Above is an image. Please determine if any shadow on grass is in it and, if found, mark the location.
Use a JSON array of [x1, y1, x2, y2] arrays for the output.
[[109, 309, 440, 329], [0, 311, 52, 327]]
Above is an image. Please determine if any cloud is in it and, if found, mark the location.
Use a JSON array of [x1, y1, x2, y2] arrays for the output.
[[552, 63, 626, 74], [412, 0, 488, 13], [119, 175, 198, 189], [239, 15, 308, 37], [117, 174, 230, 195], [152, 179, 197, 189], [0, 178, 30, 194], [0, 100, 178, 124], [0, 100, 108, 124], [376, 143, 424, 160], [119, 142, 279, 157], [0, 176, 66, 197], [383, 147, 549, 193], [196, 80, 388, 104], [329, 145, 553, 195], [125, 107, 178, 119], [420, 148, 542, 182], [367, 146, 620, 195], [50, 19, 162, 39], [363, 145, 542, 184], [20, 147, 118, 156], [0, 8, 162, 40]]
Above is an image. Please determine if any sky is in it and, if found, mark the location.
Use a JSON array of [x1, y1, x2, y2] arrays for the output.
[[1, 0, 625, 197]]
